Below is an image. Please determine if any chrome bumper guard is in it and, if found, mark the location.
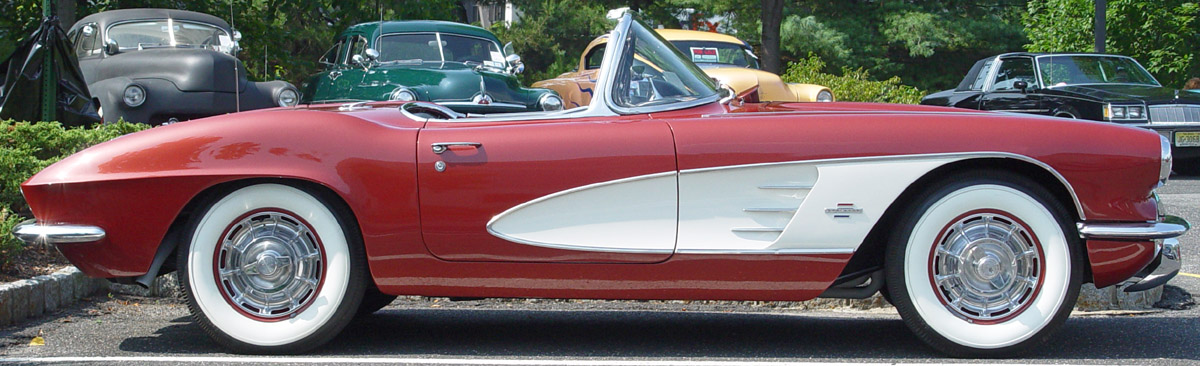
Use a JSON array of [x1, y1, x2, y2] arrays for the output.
[[1077, 215, 1188, 292], [11, 219, 106, 245]]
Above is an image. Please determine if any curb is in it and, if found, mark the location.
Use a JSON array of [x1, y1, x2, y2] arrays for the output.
[[0, 267, 109, 327]]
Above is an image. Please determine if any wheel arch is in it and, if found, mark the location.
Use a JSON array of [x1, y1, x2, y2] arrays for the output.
[[838, 157, 1091, 285], [131, 177, 366, 288]]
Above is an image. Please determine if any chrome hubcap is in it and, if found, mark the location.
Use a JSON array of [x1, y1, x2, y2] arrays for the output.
[[932, 213, 1042, 322], [216, 211, 323, 319]]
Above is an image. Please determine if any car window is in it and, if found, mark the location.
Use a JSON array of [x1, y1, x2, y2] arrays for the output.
[[667, 40, 760, 69], [107, 20, 231, 53], [348, 36, 368, 61], [969, 59, 994, 90], [990, 58, 1037, 92], [611, 20, 718, 109], [1038, 55, 1158, 86], [585, 44, 606, 70], [440, 34, 504, 64], [75, 23, 99, 57], [376, 33, 440, 62], [319, 39, 345, 66]]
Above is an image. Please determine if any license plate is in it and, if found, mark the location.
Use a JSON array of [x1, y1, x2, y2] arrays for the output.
[[1176, 132, 1200, 147]]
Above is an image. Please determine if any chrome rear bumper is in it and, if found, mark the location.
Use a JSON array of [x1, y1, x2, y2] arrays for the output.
[[11, 219, 106, 245], [1078, 215, 1188, 292]]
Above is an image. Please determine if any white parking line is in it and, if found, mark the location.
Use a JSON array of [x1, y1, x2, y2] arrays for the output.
[[0, 357, 1096, 365]]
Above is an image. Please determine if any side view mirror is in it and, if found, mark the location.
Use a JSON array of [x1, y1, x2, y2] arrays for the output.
[[505, 54, 524, 74], [364, 48, 380, 61], [232, 30, 242, 42], [351, 54, 367, 67], [104, 39, 119, 55], [1014, 80, 1029, 93], [81, 25, 94, 37]]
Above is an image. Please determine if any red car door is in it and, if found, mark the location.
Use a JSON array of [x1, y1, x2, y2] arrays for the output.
[[416, 115, 678, 263]]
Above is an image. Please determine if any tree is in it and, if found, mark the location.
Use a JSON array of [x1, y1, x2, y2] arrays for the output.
[[1026, 0, 1200, 88], [759, 0, 783, 73]]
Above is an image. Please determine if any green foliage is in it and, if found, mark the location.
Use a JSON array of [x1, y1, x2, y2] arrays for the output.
[[781, 55, 925, 104], [491, 0, 612, 85], [780, 15, 849, 67], [1025, 0, 1200, 88], [0, 120, 149, 266]]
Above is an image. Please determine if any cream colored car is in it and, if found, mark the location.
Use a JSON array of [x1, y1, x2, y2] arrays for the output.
[[534, 29, 832, 108]]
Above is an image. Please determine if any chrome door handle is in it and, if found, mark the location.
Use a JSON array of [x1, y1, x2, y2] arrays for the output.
[[431, 142, 482, 154]]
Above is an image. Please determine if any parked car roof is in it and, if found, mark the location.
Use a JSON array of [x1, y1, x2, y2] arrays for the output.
[[71, 8, 231, 32], [340, 20, 500, 43], [655, 29, 744, 45]]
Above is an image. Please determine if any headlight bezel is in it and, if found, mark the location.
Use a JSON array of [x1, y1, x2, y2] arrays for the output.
[[816, 90, 834, 103], [538, 93, 564, 111], [389, 87, 417, 102], [122, 84, 146, 107], [1105, 102, 1148, 121], [277, 88, 299, 107]]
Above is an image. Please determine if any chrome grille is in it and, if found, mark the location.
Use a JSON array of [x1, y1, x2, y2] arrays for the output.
[[1150, 105, 1200, 124]]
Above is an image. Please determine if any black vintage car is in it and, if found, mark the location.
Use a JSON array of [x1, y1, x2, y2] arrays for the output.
[[923, 53, 1200, 173], [66, 9, 299, 124]]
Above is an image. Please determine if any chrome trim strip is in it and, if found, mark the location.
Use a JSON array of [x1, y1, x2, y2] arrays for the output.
[[743, 208, 797, 213], [758, 184, 813, 190], [676, 248, 855, 255], [681, 151, 1086, 220], [438, 101, 528, 109], [731, 227, 785, 233], [12, 220, 106, 244], [1076, 220, 1187, 240]]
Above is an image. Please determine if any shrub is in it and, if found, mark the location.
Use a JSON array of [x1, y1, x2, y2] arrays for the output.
[[781, 55, 926, 104], [0, 120, 149, 267]]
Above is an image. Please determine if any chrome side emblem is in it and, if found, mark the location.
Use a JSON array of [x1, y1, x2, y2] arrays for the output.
[[825, 203, 863, 218]]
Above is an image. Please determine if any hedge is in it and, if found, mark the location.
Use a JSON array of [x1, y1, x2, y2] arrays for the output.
[[781, 55, 927, 104], [1, 120, 149, 267]]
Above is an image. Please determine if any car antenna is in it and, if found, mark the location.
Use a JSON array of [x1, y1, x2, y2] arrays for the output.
[[230, 0, 240, 112]]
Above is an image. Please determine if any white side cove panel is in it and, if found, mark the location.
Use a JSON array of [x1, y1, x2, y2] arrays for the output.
[[486, 172, 677, 253], [676, 156, 961, 252]]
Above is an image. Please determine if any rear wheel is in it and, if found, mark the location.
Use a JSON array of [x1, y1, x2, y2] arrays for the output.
[[178, 183, 366, 354], [885, 171, 1081, 357]]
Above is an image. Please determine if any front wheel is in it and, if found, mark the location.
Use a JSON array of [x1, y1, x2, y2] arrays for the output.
[[178, 183, 366, 354], [885, 171, 1082, 357]]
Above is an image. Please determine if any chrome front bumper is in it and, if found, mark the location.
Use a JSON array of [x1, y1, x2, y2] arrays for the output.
[[1078, 215, 1188, 292], [11, 219, 106, 245]]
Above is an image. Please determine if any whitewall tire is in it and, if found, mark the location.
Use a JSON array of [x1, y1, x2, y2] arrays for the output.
[[178, 183, 366, 354], [885, 171, 1081, 357]]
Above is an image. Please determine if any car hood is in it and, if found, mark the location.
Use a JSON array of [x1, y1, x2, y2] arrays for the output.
[[361, 62, 534, 104], [93, 49, 246, 93], [1048, 84, 1200, 104]]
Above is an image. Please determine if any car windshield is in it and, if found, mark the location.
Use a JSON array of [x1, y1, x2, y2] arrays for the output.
[[610, 20, 719, 109], [1037, 55, 1159, 87], [108, 20, 232, 53], [668, 40, 759, 69], [377, 33, 505, 67]]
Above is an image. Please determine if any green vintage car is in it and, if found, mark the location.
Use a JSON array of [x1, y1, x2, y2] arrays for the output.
[[301, 20, 564, 113]]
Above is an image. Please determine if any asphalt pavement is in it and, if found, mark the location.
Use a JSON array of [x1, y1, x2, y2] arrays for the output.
[[0, 176, 1196, 365]]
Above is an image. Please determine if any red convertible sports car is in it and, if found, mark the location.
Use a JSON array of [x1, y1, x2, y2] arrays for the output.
[[13, 14, 1188, 357]]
